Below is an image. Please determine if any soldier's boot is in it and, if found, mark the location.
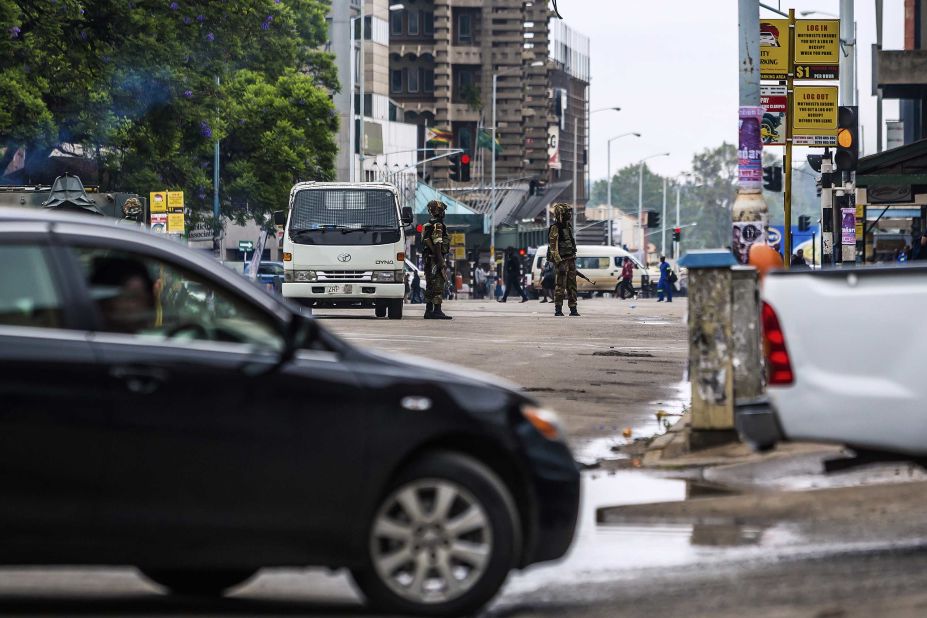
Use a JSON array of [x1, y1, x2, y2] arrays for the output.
[[554, 305, 564, 316], [569, 306, 580, 317], [431, 305, 452, 320], [424, 302, 434, 319]]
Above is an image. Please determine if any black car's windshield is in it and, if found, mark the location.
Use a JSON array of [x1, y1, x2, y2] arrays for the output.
[[289, 189, 401, 246]]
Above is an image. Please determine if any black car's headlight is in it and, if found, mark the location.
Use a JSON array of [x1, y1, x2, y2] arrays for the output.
[[521, 404, 563, 441]]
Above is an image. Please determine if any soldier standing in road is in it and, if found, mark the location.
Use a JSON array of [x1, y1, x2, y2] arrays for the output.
[[422, 199, 452, 319], [548, 202, 579, 316]]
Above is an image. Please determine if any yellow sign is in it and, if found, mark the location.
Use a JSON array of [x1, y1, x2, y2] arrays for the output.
[[453, 246, 466, 260], [792, 86, 838, 145], [450, 233, 466, 246], [167, 213, 185, 234], [759, 19, 790, 80], [794, 20, 840, 73], [167, 191, 184, 209], [149, 191, 167, 213], [855, 203, 865, 239]]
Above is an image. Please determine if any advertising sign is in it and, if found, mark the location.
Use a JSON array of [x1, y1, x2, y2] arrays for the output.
[[738, 106, 764, 191], [149, 192, 167, 213], [792, 86, 838, 146], [841, 208, 856, 245], [547, 125, 561, 170], [759, 19, 790, 80], [167, 191, 184, 209], [167, 213, 185, 234], [794, 20, 840, 79], [150, 212, 167, 233], [760, 85, 787, 146]]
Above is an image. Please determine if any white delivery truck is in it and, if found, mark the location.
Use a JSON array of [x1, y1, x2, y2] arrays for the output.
[[278, 182, 413, 319]]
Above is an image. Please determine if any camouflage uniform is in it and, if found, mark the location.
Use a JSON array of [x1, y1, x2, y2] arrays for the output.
[[422, 200, 452, 319], [548, 202, 579, 316]]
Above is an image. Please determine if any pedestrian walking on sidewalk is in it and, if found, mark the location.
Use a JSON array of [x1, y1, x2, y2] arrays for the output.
[[656, 255, 674, 303], [422, 200, 452, 319], [617, 256, 636, 299], [539, 259, 555, 303], [410, 270, 424, 303], [499, 247, 528, 303], [549, 202, 579, 316]]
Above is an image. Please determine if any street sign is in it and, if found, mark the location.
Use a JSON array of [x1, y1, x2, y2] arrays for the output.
[[239, 240, 254, 252], [759, 19, 790, 80], [761, 85, 787, 146], [792, 85, 838, 146], [450, 233, 466, 246], [793, 20, 840, 79], [149, 192, 167, 213], [453, 246, 466, 260]]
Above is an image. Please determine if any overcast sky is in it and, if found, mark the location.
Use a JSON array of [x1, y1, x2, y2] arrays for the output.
[[566, 0, 905, 182]]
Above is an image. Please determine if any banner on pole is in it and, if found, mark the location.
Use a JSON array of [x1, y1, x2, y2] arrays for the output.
[[761, 85, 787, 146]]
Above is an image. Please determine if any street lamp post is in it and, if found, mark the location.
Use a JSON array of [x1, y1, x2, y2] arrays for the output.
[[673, 172, 691, 260], [490, 61, 543, 263], [636, 152, 670, 264], [605, 131, 640, 246]]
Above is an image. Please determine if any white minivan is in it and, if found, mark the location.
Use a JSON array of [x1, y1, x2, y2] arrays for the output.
[[278, 182, 413, 319], [531, 244, 650, 297]]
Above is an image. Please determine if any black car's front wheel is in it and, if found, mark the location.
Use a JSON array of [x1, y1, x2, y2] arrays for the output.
[[139, 568, 256, 597], [352, 452, 521, 616]]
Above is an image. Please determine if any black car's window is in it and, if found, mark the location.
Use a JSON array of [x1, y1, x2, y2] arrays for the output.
[[0, 245, 63, 329], [72, 247, 283, 352]]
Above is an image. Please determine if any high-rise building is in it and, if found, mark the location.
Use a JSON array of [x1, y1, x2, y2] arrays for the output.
[[329, 0, 418, 187], [388, 1, 590, 222]]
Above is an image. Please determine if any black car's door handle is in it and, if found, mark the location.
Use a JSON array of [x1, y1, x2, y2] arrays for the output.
[[109, 366, 167, 395]]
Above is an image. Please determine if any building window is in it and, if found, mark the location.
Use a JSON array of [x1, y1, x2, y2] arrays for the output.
[[390, 10, 402, 35], [391, 69, 403, 93], [407, 67, 419, 93], [423, 68, 435, 93], [457, 13, 472, 42], [408, 10, 419, 35], [423, 11, 434, 36], [353, 15, 372, 40]]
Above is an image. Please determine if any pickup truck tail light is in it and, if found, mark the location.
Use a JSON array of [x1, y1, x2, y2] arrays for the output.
[[762, 301, 793, 385]]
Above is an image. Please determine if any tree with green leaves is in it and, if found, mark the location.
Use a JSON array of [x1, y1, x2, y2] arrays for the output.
[[0, 0, 338, 225]]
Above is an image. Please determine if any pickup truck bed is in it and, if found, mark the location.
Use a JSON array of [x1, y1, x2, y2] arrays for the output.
[[736, 264, 927, 456]]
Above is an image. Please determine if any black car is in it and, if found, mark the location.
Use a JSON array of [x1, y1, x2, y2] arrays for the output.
[[0, 208, 579, 616]]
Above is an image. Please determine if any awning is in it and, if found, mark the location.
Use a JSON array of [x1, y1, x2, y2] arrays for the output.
[[414, 182, 475, 215]]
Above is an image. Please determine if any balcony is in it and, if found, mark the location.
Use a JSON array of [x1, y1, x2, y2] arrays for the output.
[[877, 49, 927, 98]]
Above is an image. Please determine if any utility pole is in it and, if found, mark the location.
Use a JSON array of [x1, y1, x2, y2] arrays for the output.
[[661, 175, 667, 256], [572, 115, 578, 229], [839, 0, 855, 107], [359, 0, 365, 183], [490, 73, 497, 263], [876, 0, 883, 152], [732, 0, 768, 263], [675, 181, 682, 260], [213, 75, 221, 257]]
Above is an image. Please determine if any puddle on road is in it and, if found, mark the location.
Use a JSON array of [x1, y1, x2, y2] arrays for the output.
[[502, 471, 800, 597]]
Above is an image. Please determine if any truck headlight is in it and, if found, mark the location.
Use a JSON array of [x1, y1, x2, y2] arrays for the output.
[[291, 270, 316, 282], [521, 405, 563, 441], [373, 271, 399, 282]]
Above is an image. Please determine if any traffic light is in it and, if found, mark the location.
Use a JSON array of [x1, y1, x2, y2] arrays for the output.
[[835, 106, 859, 172], [448, 154, 461, 181], [517, 247, 527, 257], [798, 215, 811, 232], [647, 210, 660, 229], [460, 153, 471, 182], [672, 227, 681, 242], [763, 165, 783, 192]]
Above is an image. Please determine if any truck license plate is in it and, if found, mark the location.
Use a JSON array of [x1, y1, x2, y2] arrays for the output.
[[326, 284, 352, 294]]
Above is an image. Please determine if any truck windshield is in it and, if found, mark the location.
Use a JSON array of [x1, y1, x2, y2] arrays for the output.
[[289, 189, 401, 246]]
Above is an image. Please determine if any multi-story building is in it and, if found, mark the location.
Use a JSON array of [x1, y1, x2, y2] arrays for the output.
[[388, 1, 590, 224], [329, 0, 418, 186]]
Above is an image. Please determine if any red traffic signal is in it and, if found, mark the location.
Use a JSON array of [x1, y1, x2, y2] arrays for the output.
[[517, 248, 527, 257], [415, 223, 424, 233], [461, 154, 471, 165]]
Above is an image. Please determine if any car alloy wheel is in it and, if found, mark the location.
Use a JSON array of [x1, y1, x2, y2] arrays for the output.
[[370, 479, 492, 605]]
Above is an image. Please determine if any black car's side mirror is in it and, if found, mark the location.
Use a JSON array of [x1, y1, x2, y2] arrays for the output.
[[273, 210, 288, 228], [281, 311, 319, 362], [401, 206, 413, 226]]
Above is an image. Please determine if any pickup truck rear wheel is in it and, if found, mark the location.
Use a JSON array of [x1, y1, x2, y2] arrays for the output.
[[388, 299, 403, 320]]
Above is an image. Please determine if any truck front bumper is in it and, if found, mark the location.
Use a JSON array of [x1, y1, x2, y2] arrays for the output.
[[282, 282, 404, 303], [734, 395, 784, 452]]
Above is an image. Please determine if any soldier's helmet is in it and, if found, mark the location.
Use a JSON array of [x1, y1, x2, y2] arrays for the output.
[[427, 199, 447, 218], [553, 202, 573, 225]]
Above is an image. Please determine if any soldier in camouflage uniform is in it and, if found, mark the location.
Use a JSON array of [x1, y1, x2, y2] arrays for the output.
[[548, 202, 579, 316], [422, 199, 452, 319]]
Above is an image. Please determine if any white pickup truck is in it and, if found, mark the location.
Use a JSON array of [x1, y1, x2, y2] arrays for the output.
[[736, 264, 927, 456]]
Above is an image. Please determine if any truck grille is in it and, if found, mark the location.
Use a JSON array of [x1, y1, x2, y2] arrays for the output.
[[317, 270, 372, 281]]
